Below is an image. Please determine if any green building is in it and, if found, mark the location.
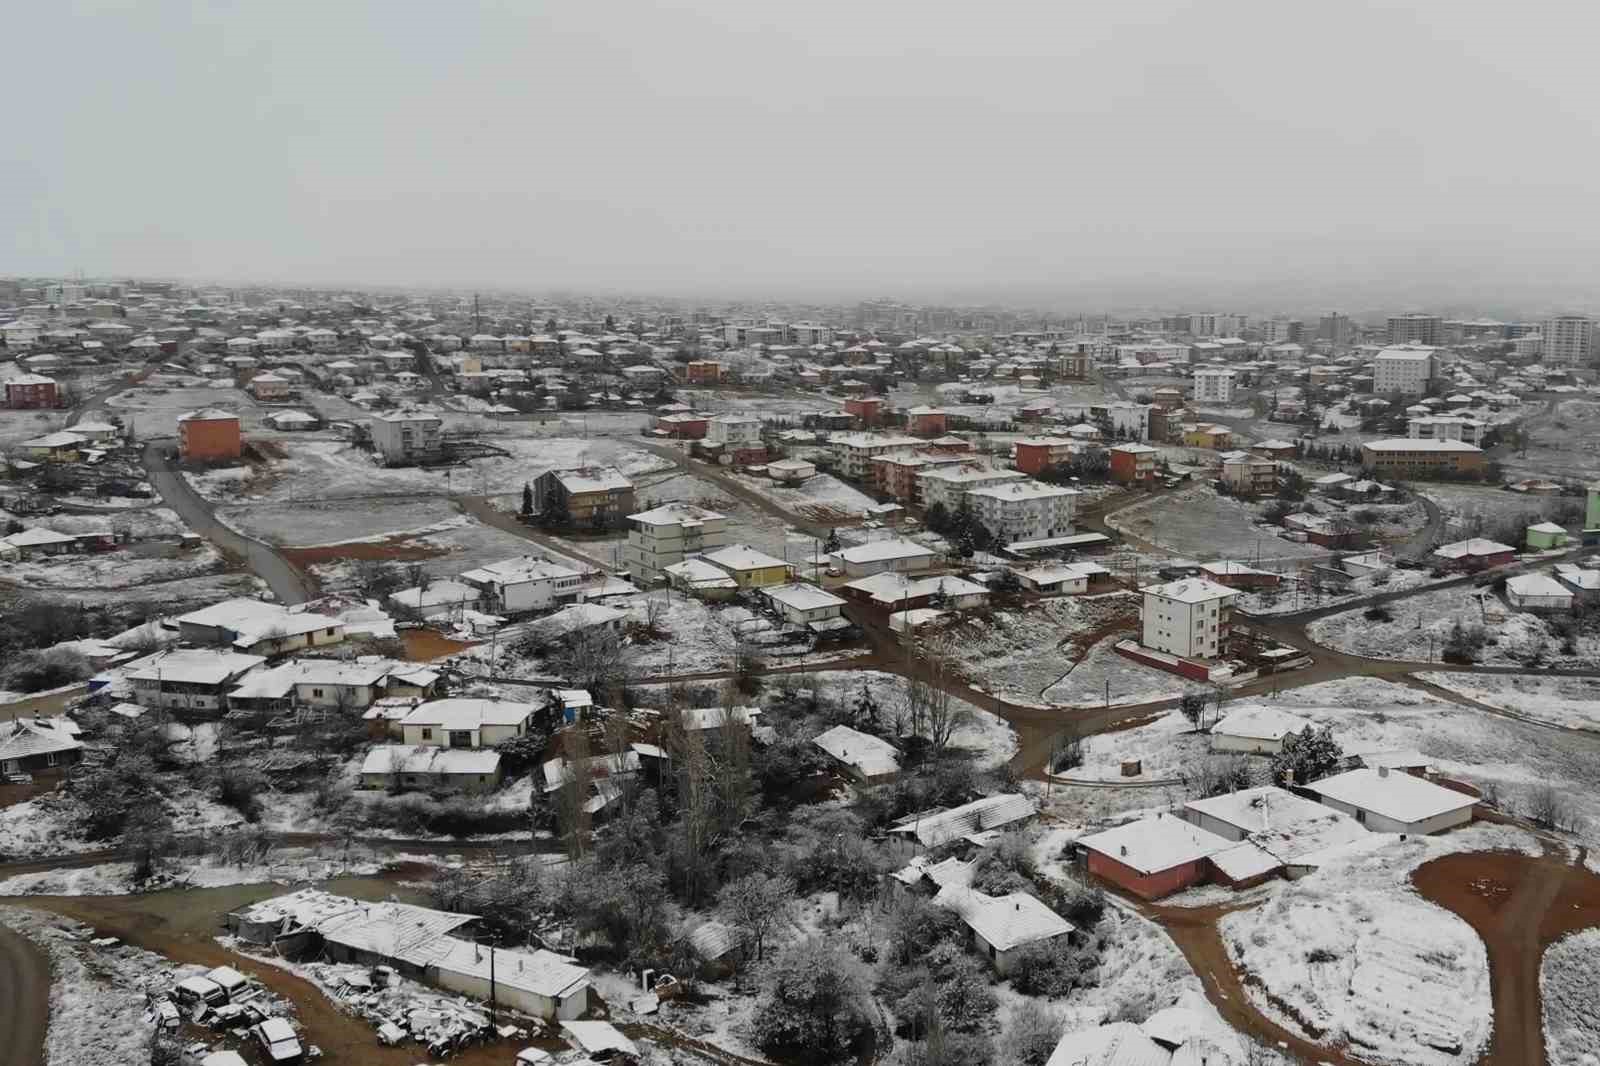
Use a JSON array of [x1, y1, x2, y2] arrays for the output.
[[1526, 521, 1569, 551], [1587, 484, 1600, 531]]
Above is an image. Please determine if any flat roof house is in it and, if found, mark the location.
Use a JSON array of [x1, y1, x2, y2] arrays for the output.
[[1305, 767, 1477, 834], [812, 724, 901, 784]]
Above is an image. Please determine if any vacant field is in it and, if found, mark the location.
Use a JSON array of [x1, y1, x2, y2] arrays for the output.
[[1415, 673, 1600, 732], [1420, 482, 1580, 540], [106, 382, 269, 434], [940, 594, 1139, 706], [1502, 398, 1600, 484], [1108, 486, 1326, 562], [1040, 633, 1184, 708]]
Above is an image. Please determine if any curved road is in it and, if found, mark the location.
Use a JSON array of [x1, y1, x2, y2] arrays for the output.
[[0, 922, 48, 1066], [141, 440, 316, 605]]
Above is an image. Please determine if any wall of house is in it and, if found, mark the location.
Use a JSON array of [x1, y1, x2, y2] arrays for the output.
[[180, 419, 242, 461], [430, 967, 587, 1021], [1086, 851, 1207, 901], [1317, 795, 1473, 835], [1210, 734, 1284, 755], [1182, 809, 1249, 842]]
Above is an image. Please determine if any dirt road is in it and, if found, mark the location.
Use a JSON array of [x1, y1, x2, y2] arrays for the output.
[[1412, 843, 1600, 1066], [0, 921, 49, 1066]]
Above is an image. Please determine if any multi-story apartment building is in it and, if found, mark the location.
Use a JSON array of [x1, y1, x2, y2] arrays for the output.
[[1140, 577, 1238, 659], [370, 409, 442, 465], [1318, 312, 1354, 346], [5, 374, 58, 409], [1386, 314, 1443, 346], [1407, 415, 1487, 445], [1360, 439, 1487, 478], [963, 480, 1080, 544], [915, 463, 1027, 513], [533, 467, 636, 528], [828, 432, 922, 480], [1540, 316, 1593, 366], [623, 503, 729, 584], [791, 322, 834, 346], [1114, 341, 1191, 365], [1372, 345, 1436, 396], [1191, 366, 1235, 404], [1109, 443, 1159, 484], [1012, 436, 1078, 475], [1256, 319, 1302, 344], [1220, 454, 1279, 496]]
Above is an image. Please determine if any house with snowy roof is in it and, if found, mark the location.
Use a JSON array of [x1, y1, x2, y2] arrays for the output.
[[1209, 706, 1312, 755], [934, 886, 1075, 975]]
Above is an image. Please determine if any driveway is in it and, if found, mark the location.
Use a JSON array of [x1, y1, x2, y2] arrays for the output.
[[140, 441, 315, 605], [0, 921, 49, 1066]]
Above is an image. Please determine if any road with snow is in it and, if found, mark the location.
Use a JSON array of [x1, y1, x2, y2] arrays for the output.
[[0, 922, 48, 1066]]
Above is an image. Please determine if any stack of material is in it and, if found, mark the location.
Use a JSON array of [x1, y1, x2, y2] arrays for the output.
[[303, 962, 499, 1057]]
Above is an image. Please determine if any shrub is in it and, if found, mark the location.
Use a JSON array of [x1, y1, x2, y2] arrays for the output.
[[216, 766, 269, 823], [1, 648, 91, 693], [1363, 605, 1394, 622], [1008, 937, 1098, 997], [751, 939, 873, 1062]]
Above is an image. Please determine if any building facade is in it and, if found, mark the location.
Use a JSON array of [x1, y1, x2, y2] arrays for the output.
[[1140, 577, 1238, 659], [623, 503, 729, 583], [1540, 315, 1593, 367], [1372, 345, 1436, 397], [1386, 314, 1443, 346], [369, 410, 443, 465], [178, 409, 243, 461], [963, 481, 1079, 544], [1191, 366, 1235, 404]]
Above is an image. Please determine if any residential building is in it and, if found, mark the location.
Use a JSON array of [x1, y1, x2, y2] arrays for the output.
[[521, 603, 625, 646], [360, 745, 502, 793], [685, 361, 725, 384], [126, 648, 268, 713], [248, 373, 289, 400], [0, 718, 83, 778], [5, 374, 58, 409], [935, 888, 1075, 976], [888, 793, 1036, 849], [655, 412, 709, 439], [1306, 767, 1476, 834], [1191, 366, 1234, 404], [1180, 424, 1232, 450], [700, 543, 791, 588], [762, 583, 849, 629], [1114, 341, 1190, 365], [457, 556, 592, 613], [176, 597, 345, 656], [767, 457, 815, 482], [842, 396, 885, 425], [401, 698, 534, 748], [1431, 537, 1516, 571], [19, 431, 84, 462], [1108, 443, 1158, 485], [704, 415, 765, 462], [1319, 312, 1354, 346], [1386, 314, 1443, 346], [1012, 436, 1076, 475], [813, 724, 901, 784], [369, 409, 442, 465], [663, 557, 740, 600], [388, 580, 481, 620], [1524, 522, 1568, 551], [178, 408, 243, 462], [1257, 319, 1302, 344], [1014, 561, 1108, 594], [1372, 345, 1436, 396], [829, 537, 939, 577], [1360, 438, 1486, 478], [1209, 707, 1312, 755], [1540, 315, 1593, 367], [906, 406, 948, 435], [532, 467, 635, 528], [1505, 573, 1573, 612], [1198, 560, 1281, 589], [226, 657, 429, 713], [841, 571, 989, 610], [1219, 453, 1278, 496], [916, 463, 1026, 513], [964, 480, 1079, 544], [1076, 812, 1233, 901], [1140, 577, 1237, 659], [624, 503, 730, 583], [1, 320, 42, 349], [828, 432, 922, 480], [1407, 415, 1486, 445]]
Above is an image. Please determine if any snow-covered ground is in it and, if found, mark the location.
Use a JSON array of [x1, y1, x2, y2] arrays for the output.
[[800, 669, 1018, 769], [0, 781, 247, 860], [1040, 634, 1184, 709], [1220, 824, 1538, 1066], [1050, 708, 1202, 784], [1415, 673, 1600, 733], [1235, 566, 1431, 616], [1107, 486, 1327, 563], [0, 848, 398, 896], [0, 543, 224, 590], [941, 595, 1138, 707], [1307, 584, 1600, 667], [1543, 928, 1600, 1066], [726, 470, 877, 519]]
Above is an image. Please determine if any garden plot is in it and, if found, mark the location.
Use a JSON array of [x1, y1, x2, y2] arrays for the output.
[[106, 382, 267, 432], [1219, 825, 1537, 1066], [726, 470, 877, 521], [1107, 487, 1327, 562], [1307, 584, 1600, 667], [938, 596, 1138, 707], [1040, 634, 1184, 709], [1258, 677, 1600, 845], [1413, 673, 1600, 733], [0, 541, 224, 590], [1420, 483, 1577, 539], [1542, 928, 1600, 1066]]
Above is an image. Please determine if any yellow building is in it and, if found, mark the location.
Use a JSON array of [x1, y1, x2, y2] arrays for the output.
[[1181, 423, 1233, 450], [701, 543, 793, 588]]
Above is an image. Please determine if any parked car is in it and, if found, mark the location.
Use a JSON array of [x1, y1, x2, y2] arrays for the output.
[[173, 976, 226, 1009], [253, 1017, 304, 1062]]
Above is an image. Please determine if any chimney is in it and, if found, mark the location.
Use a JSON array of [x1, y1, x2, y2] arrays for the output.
[[1120, 845, 1128, 857], [1378, 765, 1390, 778]]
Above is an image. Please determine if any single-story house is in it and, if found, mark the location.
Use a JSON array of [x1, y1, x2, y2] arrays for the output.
[[663, 557, 740, 601], [521, 603, 625, 646], [175, 597, 346, 657], [359, 745, 503, 793], [812, 724, 901, 784], [0, 527, 80, 558], [1505, 573, 1574, 612], [1431, 538, 1516, 572], [889, 793, 1036, 849], [19, 431, 85, 462], [1198, 561, 1281, 589], [388, 580, 481, 620], [1554, 564, 1600, 603], [1525, 521, 1569, 550], [934, 887, 1075, 976], [700, 543, 791, 588], [829, 537, 940, 577], [1304, 766, 1477, 834], [1209, 707, 1312, 755], [842, 571, 989, 610], [401, 698, 534, 748], [1076, 812, 1233, 901], [762, 582, 849, 629], [767, 458, 815, 483], [265, 409, 320, 431], [0, 717, 83, 777], [1015, 561, 1109, 594], [125, 648, 269, 713]]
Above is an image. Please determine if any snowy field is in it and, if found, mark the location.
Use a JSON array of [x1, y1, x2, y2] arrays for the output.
[[1220, 824, 1537, 1066], [1235, 566, 1430, 616], [0, 848, 393, 896], [806, 669, 1018, 769], [1040, 634, 1184, 709], [106, 382, 269, 434], [1542, 928, 1600, 1066], [0, 406, 74, 445], [1107, 486, 1327, 562], [1502, 398, 1600, 485], [939, 595, 1139, 706], [1050, 708, 1202, 784], [726, 470, 877, 520], [0, 542, 224, 590], [1421, 483, 1574, 535], [1307, 585, 1600, 667], [1414, 673, 1600, 733]]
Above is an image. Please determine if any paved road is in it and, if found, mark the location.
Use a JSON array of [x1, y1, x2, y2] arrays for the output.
[[453, 495, 618, 571], [140, 440, 316, 604], [0, 922, 49, 1066]]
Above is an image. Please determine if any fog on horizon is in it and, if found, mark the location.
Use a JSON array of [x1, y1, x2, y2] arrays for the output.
[[4, 0, 1598, 309]]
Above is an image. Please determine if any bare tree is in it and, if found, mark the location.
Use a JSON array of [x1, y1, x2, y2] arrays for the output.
[[719, 871, 797, 964], [1525, 783, 1580, 833], [552, 628, 633, 694], [555, 728, 593, 859], [911, 635, 970, 757], [664, 708, 715, 907]]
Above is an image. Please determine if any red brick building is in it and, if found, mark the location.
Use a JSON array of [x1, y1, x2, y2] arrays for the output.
[[5, 374, 58, 410], [1076, 813, 1230, 901], [178, 408, 243, 462], [1013, 436, 1075, 475], [685, 361, 725, 385], [843, 396, 885, 426], [656, 412, 709, 439], [1108, 443, 1158, 484], [906, 406, 948, 436]]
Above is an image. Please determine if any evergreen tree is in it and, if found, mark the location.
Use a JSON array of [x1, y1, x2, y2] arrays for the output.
[[521, 482, 534, 517], [824, 528, 841, 554]]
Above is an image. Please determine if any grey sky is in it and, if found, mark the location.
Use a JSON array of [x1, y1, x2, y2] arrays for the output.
[[4, 1, 1596, 306]]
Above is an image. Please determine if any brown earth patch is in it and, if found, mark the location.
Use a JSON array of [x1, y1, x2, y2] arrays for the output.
[[283, 537, 450, 565], [400, 629, 480, 662]]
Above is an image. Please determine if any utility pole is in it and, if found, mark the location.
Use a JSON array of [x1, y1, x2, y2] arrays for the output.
[[474, 293, 482, 336]]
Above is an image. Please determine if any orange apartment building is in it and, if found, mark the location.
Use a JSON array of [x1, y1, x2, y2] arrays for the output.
[[1109, 443, 1159, 484], [178, 408, 243, 461], [685, 361, 725, 385], [1013, 436, 1076, 475], [843, 396, 885, 425]]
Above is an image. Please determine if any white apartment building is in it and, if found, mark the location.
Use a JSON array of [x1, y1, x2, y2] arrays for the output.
[[706, 414, 763, 446], [828, 432, 923, 480], [1140, 577, 1238, 660], [369, 409, 443, 465], [963, 480, 1080, 544], [1372, 345, 1436, 397], [1513, 334, 1543, 359], [458, 556, 591, 614], [1386, 314, 1442, 346], [1188, 313, 1245, 338], [791, 323, 834, 346], [1114, 341, 1190, 365], [915, 464, 1027, 513], [1407, 415, 1487, 445], [1540, 316, 1593, 366], [1257, 319, 1301, 344], [623, 503, 730, 584], [1191, 366, 1236, 404]]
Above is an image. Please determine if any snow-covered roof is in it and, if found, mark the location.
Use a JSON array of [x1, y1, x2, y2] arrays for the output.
[[432, 938, 589, 1000], [20, 431, 85, 448], [844, 571, 987, 605], [1506, 573, 1573, 599], [701, 543, 789, 573], [1305, 768, 1477, 824], [125, 648, 267, 685], [525, 602, 624, 640], [965, 480, 1081, 502], [401, 698, 532, 731], [549, 466, 632, 494], [1211, 706, 1312, 742], [1209, 841, 1281, 882], [833, 537, 938, 565], [561, 1021, 638, 1058], [679, 705, 761, 732], [178, 407, 241, 422], [1140, 577, 1237, 604], [1076, 813, 1233, 875], [459, 555, 585, 587], [934, 887, 1074, 952], [1044, 1021, 1172, 1066], [664, 557, 739, 589], [0, 718, 82, 762], [813, 724, 901, 777], [1363, 438, 1482, 453], [628, 502, 725, 526], [889, 793, 1036, 848], [1432, 537, 1515, 559], [2, 527, 79, 547], [762, 582, 846, 611], [389, 580, 479, 611], [360, 744, 501, 778], [1527, 521, 1567, 534]]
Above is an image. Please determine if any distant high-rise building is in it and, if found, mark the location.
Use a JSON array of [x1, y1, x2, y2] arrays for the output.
[[1187, 313, 1218, 337], [1387, 314, 1442, 346], [1258, 319, 1302, 344], [1319, 312, 1354, 346], [1540, 316, 1593, 366]]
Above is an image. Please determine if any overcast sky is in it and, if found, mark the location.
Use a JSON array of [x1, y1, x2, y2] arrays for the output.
[[5, 1, 1597, 308]]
